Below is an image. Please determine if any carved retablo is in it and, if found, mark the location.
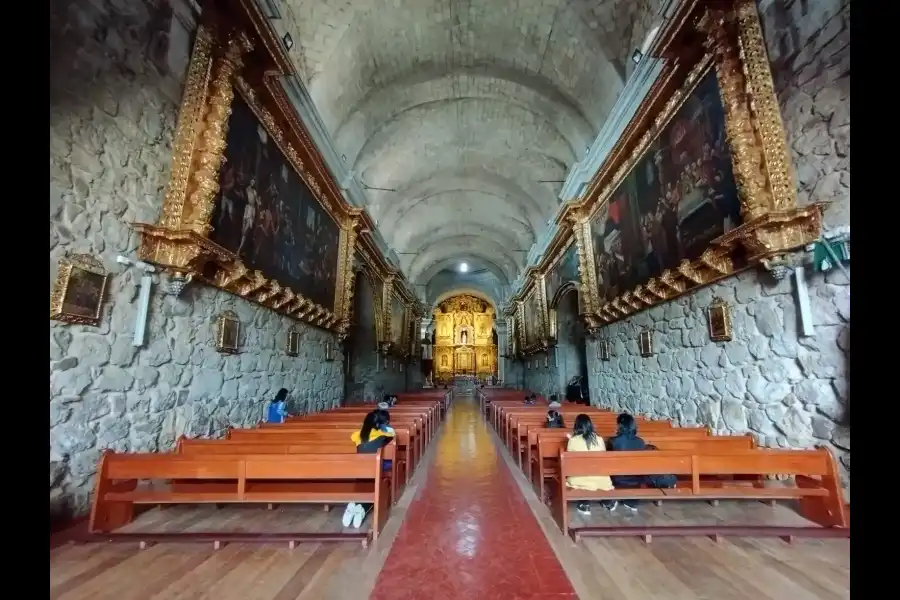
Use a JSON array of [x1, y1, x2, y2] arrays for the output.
[[433, 294, 497, 379]]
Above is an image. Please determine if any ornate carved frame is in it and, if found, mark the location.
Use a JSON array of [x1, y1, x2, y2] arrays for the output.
[[507, 0, 824, 338], [132, 0, 421, 344]]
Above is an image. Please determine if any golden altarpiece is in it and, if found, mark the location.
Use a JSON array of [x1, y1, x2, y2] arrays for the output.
[[433, 295, 497, 379]]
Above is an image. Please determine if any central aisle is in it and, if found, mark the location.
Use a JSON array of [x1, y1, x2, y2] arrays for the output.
[[370, 395, 578, 600]]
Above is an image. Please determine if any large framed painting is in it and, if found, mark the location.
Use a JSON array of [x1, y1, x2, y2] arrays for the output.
[[523, 291, 541, 347], [545, 241, 579, 307], [209, 94, 340, 310], [390, 293, 405, 347], [590, 70, 742, 303]]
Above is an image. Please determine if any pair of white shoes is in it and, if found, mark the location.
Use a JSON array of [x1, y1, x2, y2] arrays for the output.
[[341, 502, 367, 529]]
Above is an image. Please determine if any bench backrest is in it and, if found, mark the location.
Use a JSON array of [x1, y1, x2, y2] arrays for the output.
[[101, 451, 382, 481], [537, 434, 754, 460], [177, 438, 396, 460], [228, 427, 411, 446]]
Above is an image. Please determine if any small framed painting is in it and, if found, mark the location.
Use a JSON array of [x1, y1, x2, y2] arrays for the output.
[[215, 311, 240, 354], [286, 326, 300, 356], [598, 340, 611, 361], [638, 330, 653, 358], [324, 341, 336, 362], [707, 297, 733, 342], [50, 254, 109, 327]]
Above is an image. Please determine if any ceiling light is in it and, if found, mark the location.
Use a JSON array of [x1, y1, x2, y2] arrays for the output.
[[631, 49, 643, 65], [459, 262, 469, 273], [283, 33, 293, 51]]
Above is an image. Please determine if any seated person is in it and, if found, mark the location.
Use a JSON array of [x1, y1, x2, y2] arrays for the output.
[[265, 388, 289, 424], [342, 410, 395, 529], [565, 414, 614, 516], [606, 413, 677, 512], [545, 409, 565, 429], [524, 394, 536, 405], [548, 394, 562, 409]]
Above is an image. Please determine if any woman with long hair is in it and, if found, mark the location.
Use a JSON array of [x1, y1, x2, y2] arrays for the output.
[[566, 414, 614, 516], [265, 388, 289, 424], [342, 410, 395, 529]]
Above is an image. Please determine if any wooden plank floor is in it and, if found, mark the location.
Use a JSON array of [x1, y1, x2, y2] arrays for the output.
[[565, 502, 850, 600], [51, 395, 850, 599]]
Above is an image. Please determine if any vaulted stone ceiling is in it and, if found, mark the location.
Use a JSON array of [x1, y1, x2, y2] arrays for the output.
[[274, 0, 664, 305]]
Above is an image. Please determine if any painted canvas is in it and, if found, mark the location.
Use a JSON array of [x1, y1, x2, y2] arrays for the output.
[[390, 294, 405, 346], [545, 242, 579, 306], [210, 94, 340, 309], [590, 71, 741, 302], [523, 291, 541, 346]]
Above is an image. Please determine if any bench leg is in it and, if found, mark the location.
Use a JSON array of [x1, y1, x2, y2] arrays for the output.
[[323, 504, 332, 512]]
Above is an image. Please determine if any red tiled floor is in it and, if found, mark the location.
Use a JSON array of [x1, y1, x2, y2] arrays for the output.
[[369, 396, 578, 600]]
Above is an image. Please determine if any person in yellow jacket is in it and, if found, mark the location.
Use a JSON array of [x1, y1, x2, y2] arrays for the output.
[[566, 414, 615, 516], [342, 410, 395, 529]]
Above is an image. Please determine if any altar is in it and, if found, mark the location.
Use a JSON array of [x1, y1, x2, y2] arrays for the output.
[[432, 294, 497, 380]]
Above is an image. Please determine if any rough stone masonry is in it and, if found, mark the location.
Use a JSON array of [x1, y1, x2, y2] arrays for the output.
[[49, 0, 344, 519]]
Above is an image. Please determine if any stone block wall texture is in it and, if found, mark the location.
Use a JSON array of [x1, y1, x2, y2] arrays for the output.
[[345, 273, 407, 403], [49, 0, 343, 519], [584, 0, 850, 489]]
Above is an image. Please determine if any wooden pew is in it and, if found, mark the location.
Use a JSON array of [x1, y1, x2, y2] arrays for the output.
[[89, 449, 391, 547], [532, 432, 752, 502], [176, 437, 399, 504], [276, 415, 426, 465], [228, 426, 417, 484], [554, 448, 849, 541], [520, 422, 708, 472], [506, 411, 657, 452]]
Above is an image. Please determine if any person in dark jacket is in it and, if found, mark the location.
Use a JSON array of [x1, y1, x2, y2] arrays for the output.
[[545, 410, 565, 429], [342, 410, 395, 529], [606, 413, 677, 512]]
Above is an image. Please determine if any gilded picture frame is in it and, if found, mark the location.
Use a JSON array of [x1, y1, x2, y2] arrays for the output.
[[286, 326, 300, 356], [50, 254, 109, 327], [598, 340, 611, 361], [707, 297, 733, 342], [215, 310, 241, 354], [638, 330, 654, 358]]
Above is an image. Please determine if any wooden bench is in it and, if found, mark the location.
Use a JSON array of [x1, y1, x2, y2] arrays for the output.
[[554, 447, 849, 542], [89, 449, 391, 548], [532, 433, 752, 501], [506, 411, 658, 452], [227, 426, 417, 484], [519, 422, 708, 470], [281, 413, 429, 450], [176, 436, 399, 503]]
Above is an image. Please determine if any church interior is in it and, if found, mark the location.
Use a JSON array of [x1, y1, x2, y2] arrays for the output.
[[50, 0, 850, 598]]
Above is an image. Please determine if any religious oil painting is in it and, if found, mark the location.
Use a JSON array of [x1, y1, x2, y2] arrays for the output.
[[210, 94, 340, 310], [215, 311, 240, 354], [390, 293, 405, 346], [545, 242, 579, 306], [523, 291, 541, 347], [50, 254, 109, 327], [590, 71, 741, 302]]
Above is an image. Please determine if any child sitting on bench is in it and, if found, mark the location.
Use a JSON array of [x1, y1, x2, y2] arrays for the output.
[[343, 410, 395, 529]]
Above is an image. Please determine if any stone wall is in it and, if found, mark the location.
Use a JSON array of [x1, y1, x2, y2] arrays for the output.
[[584, 0, 850, 490], [522, 353, 553, 398], [345, 273, 407, 403], [50, 0, 343, 520]]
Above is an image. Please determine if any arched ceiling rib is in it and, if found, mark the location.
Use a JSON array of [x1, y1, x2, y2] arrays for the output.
[[277, 0, 664, 292]]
